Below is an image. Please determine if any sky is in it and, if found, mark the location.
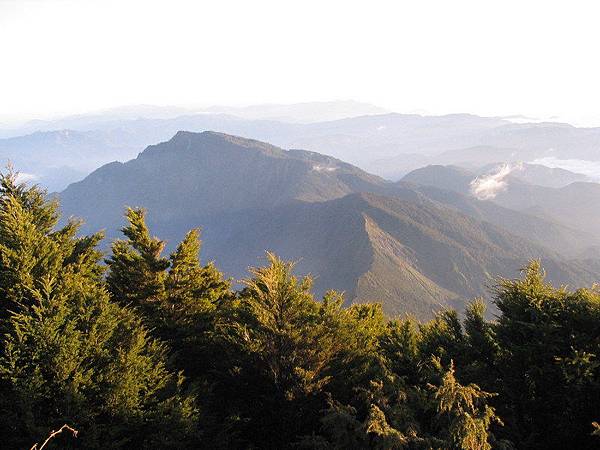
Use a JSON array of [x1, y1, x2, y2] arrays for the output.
[[1, 0, 600, 126]]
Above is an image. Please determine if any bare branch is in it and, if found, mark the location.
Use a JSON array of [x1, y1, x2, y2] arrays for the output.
[[29, 424, 78, 450]]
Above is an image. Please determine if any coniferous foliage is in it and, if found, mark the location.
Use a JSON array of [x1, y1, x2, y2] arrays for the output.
[[210, 255, 364, 447], [0, 172, 197, 449], [491, 262, 600, 449], [0, 172, 599, 449], [106, 208, 170, 309], [106, 208, 230, 379]]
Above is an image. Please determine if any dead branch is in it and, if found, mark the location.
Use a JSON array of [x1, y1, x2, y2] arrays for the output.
[[29, 424, 78, 450]]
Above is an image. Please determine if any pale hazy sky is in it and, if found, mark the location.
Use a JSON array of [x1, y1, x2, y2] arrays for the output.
[[1, 0, 600, 125]]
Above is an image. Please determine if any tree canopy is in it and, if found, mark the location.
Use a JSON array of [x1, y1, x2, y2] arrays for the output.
[[0, 173, 598, 449]]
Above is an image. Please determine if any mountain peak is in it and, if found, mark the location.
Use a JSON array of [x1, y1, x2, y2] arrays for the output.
[[162, 130, 286, 157], [172, 130, 225, 140], [60, 131, 391, 234]]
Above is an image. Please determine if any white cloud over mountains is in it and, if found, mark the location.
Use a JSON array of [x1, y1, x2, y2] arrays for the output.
[[531, 157, 600, 182], [470, 163, 523, 200]]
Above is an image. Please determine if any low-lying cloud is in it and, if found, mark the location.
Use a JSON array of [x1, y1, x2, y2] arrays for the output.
[[470, 163, 523, 200], [531, 157, 600, 181], [312, 165, 337, 172]]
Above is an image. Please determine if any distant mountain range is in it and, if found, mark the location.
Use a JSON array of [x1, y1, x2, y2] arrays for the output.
[[3, 102, 600, 190], [0, 129, 144, 190], [58, 131, 600, 319], [402, 164, 600, 245], [0, 101, 386, 136], [197, 100, 389, 123], [403, 163, 588, 193]]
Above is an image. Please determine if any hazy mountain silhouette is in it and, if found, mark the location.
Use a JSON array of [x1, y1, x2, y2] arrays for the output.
[[402, 164, 600, 253], [5, 106, 600, 189]]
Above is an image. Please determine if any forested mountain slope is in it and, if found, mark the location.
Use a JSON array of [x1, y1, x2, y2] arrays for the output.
[[402, 164, 600, 247], [59, 131, 600, 318]]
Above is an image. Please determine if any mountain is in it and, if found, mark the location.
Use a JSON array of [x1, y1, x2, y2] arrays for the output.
[[1, 112, 515, 186], [0, 105, 196, 138], [271, 113, 509, 167], [433, 146, 590, 187], [4, 111, 507, 166], [59, 131, 600, 319], [0, 101, 387, 138], [199, 100, 388, 123], [203, 191, 600, 318], [401, 165, 600, 252], [402, 183, 599, 258], [0, 129, 144, 190], [6, 108, 600, 189], [364, 153, 437, 181], [495, 182, 600, 240], [403, 165, 474, 194], [479, 162, 588, 188], [59, 131, 393, 235], [435, 145, 522, 168], [0, 114, 299, 190]]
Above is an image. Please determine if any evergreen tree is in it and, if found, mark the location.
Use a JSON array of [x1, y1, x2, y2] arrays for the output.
[[304, 357, 501, 449], [0, 172, 197, 449], [4, 167, 600, 449], [164, 228, 231, 335], [106, 208, 169, 310], [211, 253, 359, 448], [493, 261, 600, 449], [166, 228, 229, 307], [106, 212, 230, 380], [163, 228, 231, 378], [432, 360, 501, 450]]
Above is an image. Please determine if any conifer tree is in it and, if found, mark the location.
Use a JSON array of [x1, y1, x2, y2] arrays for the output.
[[106, 207, 169, 309], [432, 360, 500, 450], [165, 228, 230, 326], [212, 253, 356, 448], [106, 212, 230, 380], [0, 172, 197, 449], [493, 261, 600, 449], [163, 228, 230, 377]]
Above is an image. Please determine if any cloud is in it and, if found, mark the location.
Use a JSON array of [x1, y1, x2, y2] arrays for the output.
[[531, 157, 600, 181], [312, 165, 337, 172], [470, 163, 522, 200]]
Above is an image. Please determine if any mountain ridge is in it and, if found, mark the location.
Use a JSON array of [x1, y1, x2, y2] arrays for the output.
[[58, 131, 600, 318]]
